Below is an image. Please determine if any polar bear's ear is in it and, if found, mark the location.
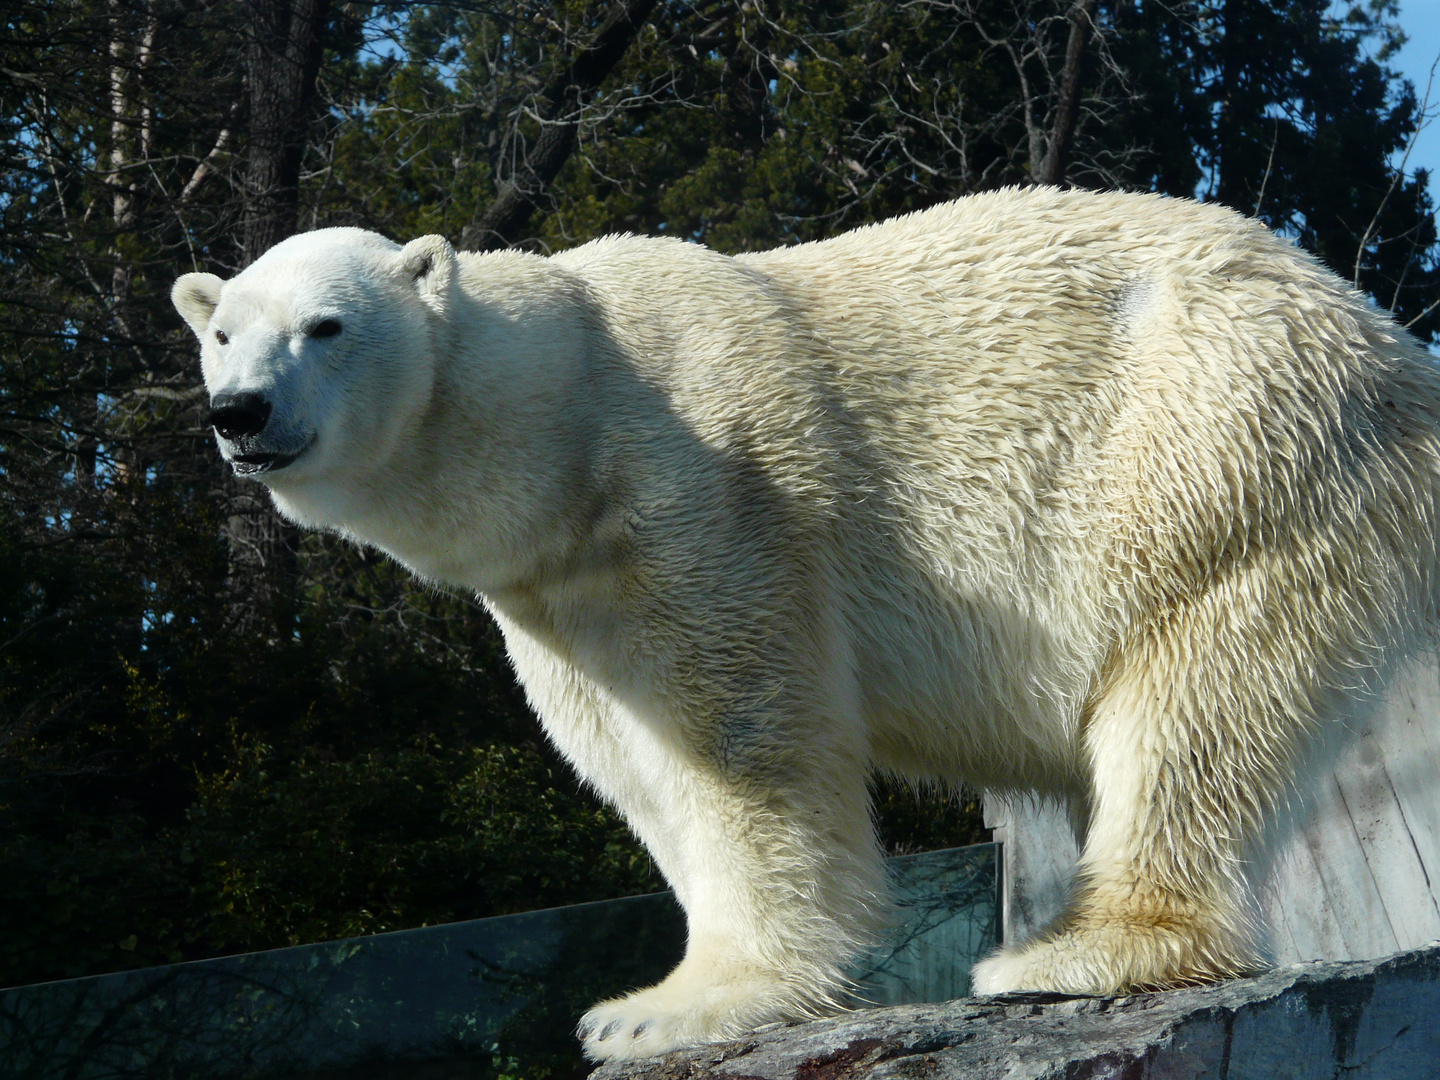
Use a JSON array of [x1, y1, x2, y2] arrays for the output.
[[397, 235, 457, 312], [172, 273, 225, 339]]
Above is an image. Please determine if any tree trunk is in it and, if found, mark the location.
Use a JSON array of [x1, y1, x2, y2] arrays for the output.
[[241, 0, 329, 265], [1034, 0, 1096, 187]]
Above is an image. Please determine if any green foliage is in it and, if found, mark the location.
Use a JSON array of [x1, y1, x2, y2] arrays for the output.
[[184, 740, 661, 951], [316, 2, 1439, 324], [0, 516, 663, 986], [534, 2, 984, 250]]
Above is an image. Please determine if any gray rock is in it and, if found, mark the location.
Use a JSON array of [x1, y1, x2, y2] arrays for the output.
[[589, 942, 1440, 1079]]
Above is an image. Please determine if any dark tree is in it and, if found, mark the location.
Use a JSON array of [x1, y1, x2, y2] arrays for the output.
[[462, 0, 662, 250]]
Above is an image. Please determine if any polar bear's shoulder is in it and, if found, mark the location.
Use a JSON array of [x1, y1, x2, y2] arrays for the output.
[[545, 231, 786, 325], [552, 231, 733, 276]]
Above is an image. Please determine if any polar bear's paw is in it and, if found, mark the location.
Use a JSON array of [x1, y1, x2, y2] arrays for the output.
[[970, 918, 1257, 998], [578, 963, 824, 1062]]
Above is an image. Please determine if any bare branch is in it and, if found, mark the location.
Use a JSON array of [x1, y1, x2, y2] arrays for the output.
[[462, 0, 661, 251], [1254, 115, 1280, 218], [180, 113, 239, 203], [1354, 46, 1439, 288]]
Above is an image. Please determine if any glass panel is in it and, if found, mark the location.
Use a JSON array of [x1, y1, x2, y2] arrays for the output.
[[0, 844, 997, 1079], [856, 841, 1001, 1005]]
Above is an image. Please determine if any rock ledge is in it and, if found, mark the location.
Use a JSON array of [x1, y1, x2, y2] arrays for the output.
[[591, 943, 1440, 1079]]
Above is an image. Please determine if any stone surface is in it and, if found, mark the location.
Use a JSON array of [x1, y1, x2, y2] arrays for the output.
[[590, 942, 1440, 1080]]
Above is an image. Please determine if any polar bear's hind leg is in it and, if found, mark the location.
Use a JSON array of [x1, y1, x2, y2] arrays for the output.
[[973, 570, 1336, 996]]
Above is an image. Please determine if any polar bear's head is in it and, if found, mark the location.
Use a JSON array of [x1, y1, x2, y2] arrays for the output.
[[172, 228, 456, 504]]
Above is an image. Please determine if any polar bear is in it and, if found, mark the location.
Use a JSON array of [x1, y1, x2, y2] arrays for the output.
[[172, 187, 1440, 1062]]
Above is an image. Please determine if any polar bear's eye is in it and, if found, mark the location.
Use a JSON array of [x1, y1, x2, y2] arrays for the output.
[[309, 319, 342, 339], [215, 329, 229, 345]]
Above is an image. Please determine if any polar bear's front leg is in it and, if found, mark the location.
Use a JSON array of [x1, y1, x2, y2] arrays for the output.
[[489, 585, 884, 1060], [577, 941, 828, 1059], [574, 736, 885, 1061]]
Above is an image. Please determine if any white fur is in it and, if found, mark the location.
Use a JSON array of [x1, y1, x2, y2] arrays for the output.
[[172, 188, 1440, 1061]]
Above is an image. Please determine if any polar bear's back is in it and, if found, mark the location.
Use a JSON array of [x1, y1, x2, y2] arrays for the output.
[[740, 187, 1440, 601], [552, 189, 1440, 608]]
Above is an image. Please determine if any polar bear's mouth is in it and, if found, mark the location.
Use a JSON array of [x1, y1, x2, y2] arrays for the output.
[[229, 437, 314, 476], [231, 451, 300, 475]]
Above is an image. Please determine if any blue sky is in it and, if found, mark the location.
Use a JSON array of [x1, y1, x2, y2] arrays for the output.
[[1395, 0, 1440, 186]]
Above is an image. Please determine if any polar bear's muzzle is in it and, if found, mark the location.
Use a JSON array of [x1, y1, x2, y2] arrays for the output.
[[207, 390, 313, 477]]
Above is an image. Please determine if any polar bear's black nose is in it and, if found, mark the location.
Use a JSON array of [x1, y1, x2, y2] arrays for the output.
[[208, 392, 272, 440]]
